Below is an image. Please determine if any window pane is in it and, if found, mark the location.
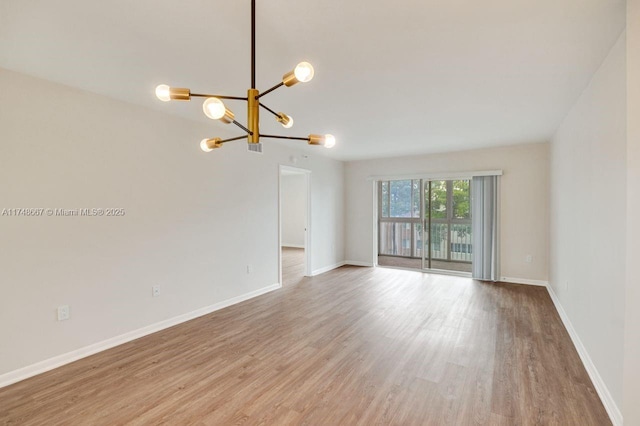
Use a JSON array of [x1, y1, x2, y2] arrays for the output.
[[451, 224, 472, 261], [379, 222, 412, 256], [430, 222, 449, 260], [381, 181, 389, 218], [423, 224, 430, 261], [414, 223, 422, 258], [452, 180, 470, 220], [412, 180, 420, 218], [430, 180, 447, 219], [389, 180, 412, 218]]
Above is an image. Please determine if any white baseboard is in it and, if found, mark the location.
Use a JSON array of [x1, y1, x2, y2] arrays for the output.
[[311, 261, 346, 276], [345, 260, 375, 267], [0, 283, 282, 389], [546, 285, 622, 426], [500, 276, 548, 287], [281, 244, 304, 249]]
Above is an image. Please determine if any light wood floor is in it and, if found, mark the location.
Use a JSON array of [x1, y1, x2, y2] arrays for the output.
[[0, 266, 610, 425], [282, 247, 305, 286]]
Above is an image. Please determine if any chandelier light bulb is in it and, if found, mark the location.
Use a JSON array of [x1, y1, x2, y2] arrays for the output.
[[200, 138, 222, 152], [324, 134, 336, 149], [277, 113, 294, 128], [200, 138, 214, 152], [155, 84, 171, 102], [294, 62, 314, 83], [202, 97, 227, 120]]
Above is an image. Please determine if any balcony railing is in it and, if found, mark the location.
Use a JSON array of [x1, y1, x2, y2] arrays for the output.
[[379, 220, 472, 263]]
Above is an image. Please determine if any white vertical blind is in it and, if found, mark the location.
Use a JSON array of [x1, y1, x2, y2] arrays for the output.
[[472, 176, 499, 281]]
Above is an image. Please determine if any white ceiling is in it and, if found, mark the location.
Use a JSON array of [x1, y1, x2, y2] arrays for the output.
[[0, 0, 626, 161]]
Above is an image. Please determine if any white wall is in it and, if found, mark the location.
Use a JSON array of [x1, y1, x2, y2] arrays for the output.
[[549, 33, 626, 415], [344, 143, 549, 283], [0, 68, 344, 377], [624, 0, 640, 423], [280, 173, 306, 248]]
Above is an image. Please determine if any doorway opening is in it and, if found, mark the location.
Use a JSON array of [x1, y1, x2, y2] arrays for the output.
[[377, 178, 472, 274], [279, 166, 311, 286]]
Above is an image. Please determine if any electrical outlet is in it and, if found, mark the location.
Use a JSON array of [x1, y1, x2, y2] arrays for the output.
[[57, 305, 70, 321], [525, 255, 532, 263], [565, 281, 569, 291], [246, 265, 252, 274], [152, 286, 160, 297]]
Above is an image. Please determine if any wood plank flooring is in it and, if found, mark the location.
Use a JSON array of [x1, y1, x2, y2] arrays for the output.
[[282, 247, 305, 286], [0, 266, 610, 425]]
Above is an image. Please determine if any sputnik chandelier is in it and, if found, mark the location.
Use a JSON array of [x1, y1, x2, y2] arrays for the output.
[[155, 0, 335, 153]]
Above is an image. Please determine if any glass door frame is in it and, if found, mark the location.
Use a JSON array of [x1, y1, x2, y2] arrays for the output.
[[376, 177, 473, 275], [377, 179, 422, 260], [423, 179, 473, 272]]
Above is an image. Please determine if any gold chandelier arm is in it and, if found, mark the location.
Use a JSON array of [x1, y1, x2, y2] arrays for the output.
[[256, 82, 284, 99], [259, 103, 280, 118], [219, 135, 249, 143], [260, 134, 309, 141], [201, 134, 249, 152], [232, 120, 253, 135], [191, 93, 248, 101]]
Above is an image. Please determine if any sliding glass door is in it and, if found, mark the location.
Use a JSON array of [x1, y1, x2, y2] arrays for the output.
[[378, 180, 423, 269], [424, 179, 472, 272], [378, 178, 472, 273]]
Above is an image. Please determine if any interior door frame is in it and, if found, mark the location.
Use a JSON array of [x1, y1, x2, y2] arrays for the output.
[[278, 165, 312, 286]]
